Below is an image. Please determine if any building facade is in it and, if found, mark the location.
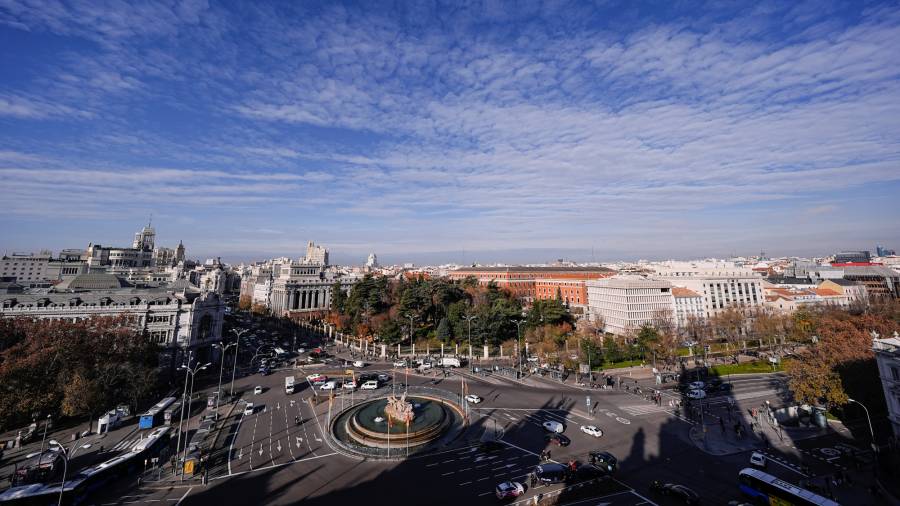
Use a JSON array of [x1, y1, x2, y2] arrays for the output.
[[873, 335, 900, 438], [653, 262, 765, 319], [1, 251, 87, 286], [534, 279, 589, 307], [841, 266, 900, 299], [0, 273, 225, 367], [672, 287, 704, 328], [586, 277, 674, 335], [448, 266, 615, 302]]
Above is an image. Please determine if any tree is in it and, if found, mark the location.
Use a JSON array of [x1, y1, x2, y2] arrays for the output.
[[636, 325, 660, 362], [436, 317, 452, 343], [330, 281, 347, 313], [710, 306, 747, 363], [237, 295, 252, 311]]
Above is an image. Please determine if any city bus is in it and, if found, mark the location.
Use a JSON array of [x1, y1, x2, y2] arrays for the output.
[[138, 397, 176, 429], [738, 468, 840, 506]]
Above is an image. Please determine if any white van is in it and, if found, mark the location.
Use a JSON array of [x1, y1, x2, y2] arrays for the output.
[[361, 380, 379, 390]]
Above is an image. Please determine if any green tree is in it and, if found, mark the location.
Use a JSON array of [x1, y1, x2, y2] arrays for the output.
[[436, 317, 452, 342], [330, 281, 347, 313]]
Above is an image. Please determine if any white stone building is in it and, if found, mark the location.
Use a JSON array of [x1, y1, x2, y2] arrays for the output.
[[672, 287, 704, 328], [1, 251, 86, 286], [873, 335, 900, 438], [586, 277, 675, 335], [0, 273, 225, 367], [653, 261, 765, 319]]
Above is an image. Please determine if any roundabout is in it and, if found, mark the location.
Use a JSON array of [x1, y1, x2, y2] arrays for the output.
[[329, 387, 467, 459]]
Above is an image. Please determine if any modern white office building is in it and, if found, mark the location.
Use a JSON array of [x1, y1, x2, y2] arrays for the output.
[[586, 276, 675, 335]]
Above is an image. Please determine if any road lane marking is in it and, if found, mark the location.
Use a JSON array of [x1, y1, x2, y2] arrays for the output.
[[213, 452, 338, 480], [174, 487, 193, 506]]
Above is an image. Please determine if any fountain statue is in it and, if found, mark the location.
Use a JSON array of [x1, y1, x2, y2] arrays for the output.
[[385, 392, 415, 424]]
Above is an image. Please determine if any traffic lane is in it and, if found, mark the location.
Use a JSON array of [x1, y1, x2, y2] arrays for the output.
[[413, 443, 538, 501]]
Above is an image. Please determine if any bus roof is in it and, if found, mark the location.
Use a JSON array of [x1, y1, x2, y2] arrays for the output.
[[739, 468, 840, 506]]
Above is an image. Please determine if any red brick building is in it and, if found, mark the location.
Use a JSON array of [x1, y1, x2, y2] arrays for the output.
[[447, 266, 615, 304]]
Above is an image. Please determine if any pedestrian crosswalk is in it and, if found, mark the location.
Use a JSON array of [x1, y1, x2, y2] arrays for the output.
[[619, 404, 671, 416]]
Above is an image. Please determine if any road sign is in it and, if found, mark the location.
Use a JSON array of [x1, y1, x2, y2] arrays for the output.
[[586, 396, 591, 408]]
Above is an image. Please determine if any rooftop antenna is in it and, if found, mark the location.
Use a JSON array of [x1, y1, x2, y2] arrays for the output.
[[148, 214, 153, 228]]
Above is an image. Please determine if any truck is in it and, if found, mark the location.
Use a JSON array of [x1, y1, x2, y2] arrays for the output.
[[285, 375, 295, 394], [439, 357, 462, 368]]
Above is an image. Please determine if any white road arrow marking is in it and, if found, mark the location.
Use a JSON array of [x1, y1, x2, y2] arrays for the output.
[[258, 445, 264, 456], [290, 400, 295, 407], [315, 436, 322, 442], [296, 437, 302, 448], [277, 441, 282, 453], [237, 448, 243, 460], [277, 403, 281, 410]]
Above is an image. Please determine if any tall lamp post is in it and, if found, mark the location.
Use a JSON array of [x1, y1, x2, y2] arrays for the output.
[[229, 328, 248, 398], [847, 398, 877, 454], [212, 341, 237, 415], [514, 319, 526, 379], [464, 315, 477, 372], [177, 360, 210, 480], [36, 414, 51, 472], [47, 439, 79, 506]]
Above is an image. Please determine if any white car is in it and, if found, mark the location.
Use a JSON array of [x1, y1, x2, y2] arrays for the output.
[[253, 386, 263, 395], [686, 389, 707, 400], [495, 481, 525, 500], [542, 421, 564, 433], [361, 380, 379, 390], [419, 362, 433, 370], [243, 403, 255, 416], [393, 360, 407, 368], [750, 452, 767, 468], [580, 425, 603, 437], [343, 380, 357, 390], [319, 380, 337, 391], [353, 360, 365, 368], [296, 347, 306, 354], [689, 381, 705, 390], [465, 394, 482, 404]]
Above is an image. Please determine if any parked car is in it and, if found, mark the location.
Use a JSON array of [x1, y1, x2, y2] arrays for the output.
[[575, 463, 610, 480], [377, 373, 390, 382], [353, 360, 365, 368], [750, 451, 767, 468], [465, 394, 483, 404], [545, 433, 570, 446], [320, 381, 337, 390], [494, 481, 524, 500], [306, 374, 327, 383], [253, 386, 263, 395], [580, 425, 603, 437], [588, 451, 618, 474], [650, 482, 700, 505], [533, 463, 569, 484], [393, 360, 407, 368], [542, 421, 565, 433], [686, 389, 707, 400], [243, 403, 255, 416], [688, 381, 705, 390], [343, 380, 357, 390], [361, 380, 379, 390], [419, 362, 433, 370]]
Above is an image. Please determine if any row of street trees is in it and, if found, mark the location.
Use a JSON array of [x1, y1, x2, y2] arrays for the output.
[[0, 316, 162, 433], [327, 274, 572, 348]]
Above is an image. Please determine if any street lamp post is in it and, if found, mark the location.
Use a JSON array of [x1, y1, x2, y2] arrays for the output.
[[514, 319, 526, 379], [213, 341, 237, 415], [37, 414, 51, 472], [174, 350, 193, 475], [464, 315, 477, 372], [847, 398, 877, 454], [177, 360, 211, 480], [47, 439, 74, 506], [229, 328, 248, 398]]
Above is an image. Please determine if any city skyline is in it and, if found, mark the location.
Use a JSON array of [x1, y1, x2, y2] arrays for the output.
[[2, 1, 900, 261]]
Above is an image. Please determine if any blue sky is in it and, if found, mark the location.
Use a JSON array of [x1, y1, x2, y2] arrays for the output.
[[1, 0, 899, 265]]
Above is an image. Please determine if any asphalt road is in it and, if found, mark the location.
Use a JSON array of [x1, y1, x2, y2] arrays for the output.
[[83, 337, 881, 506]]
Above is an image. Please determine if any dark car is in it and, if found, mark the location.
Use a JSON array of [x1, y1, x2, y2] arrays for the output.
[[588, 451, 618, 474], [534, 463, 569, 484], [545, 433, 571, 446], [574, 463, 610, 481], [651, 482, 700, 505]]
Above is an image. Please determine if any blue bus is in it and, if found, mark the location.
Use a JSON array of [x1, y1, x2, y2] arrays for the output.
[[138, 397, 176, 429], [0, 427, 172, 505], [738, 468, 840, 506]]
